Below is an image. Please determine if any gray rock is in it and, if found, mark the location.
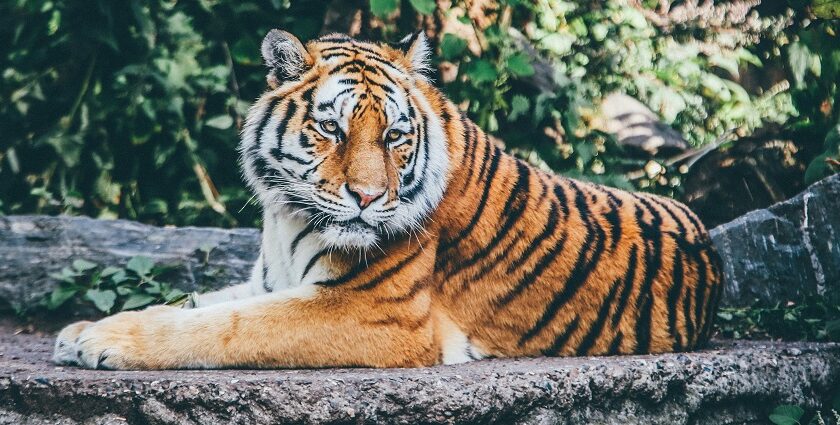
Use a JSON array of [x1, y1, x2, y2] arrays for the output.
[[0, 325, 837, 424], [594, 93, 690, 154], [710, 173, 840, 306], [0, 215, 260, 312]]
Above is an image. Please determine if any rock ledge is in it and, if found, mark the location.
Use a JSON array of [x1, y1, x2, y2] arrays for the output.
[[1, 325, 838, 425]]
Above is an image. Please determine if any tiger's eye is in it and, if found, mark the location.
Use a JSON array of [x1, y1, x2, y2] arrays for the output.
[[386, 129, 403, 142], [320, 120, 339, 134]]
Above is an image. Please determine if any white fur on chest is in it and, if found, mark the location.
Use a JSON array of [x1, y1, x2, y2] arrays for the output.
[[256, 207, 332, 292]]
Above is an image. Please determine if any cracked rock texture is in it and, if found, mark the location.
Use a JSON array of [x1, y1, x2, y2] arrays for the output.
[[0, 325, 838, 425], [710, 173, 840, 306], [0, 216, 260, 313], [1, 175, 838, 312]]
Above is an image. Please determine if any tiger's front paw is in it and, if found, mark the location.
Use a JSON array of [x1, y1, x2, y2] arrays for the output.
[[53, 320, 94, 365], [52, 306, 175, 370]]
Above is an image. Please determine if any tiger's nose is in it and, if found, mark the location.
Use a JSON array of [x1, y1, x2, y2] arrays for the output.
[[347, 185, 385, 209]]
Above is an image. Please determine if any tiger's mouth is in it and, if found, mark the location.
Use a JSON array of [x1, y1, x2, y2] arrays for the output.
[[339, 217, 377, 231], [319, 217, 381, 249]]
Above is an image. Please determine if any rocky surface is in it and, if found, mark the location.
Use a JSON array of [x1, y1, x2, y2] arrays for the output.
[[710, 173, 840, 306], [0, 323, 838, 425], [0, 215, 260, 312]]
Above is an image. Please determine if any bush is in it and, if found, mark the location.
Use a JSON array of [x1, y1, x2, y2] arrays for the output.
[[1, 0, 837, 227]]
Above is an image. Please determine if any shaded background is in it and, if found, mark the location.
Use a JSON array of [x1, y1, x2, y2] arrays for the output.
[[1, 0, 838, 229]]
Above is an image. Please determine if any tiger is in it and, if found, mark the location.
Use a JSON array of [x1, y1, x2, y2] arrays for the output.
[[53, 29, 723, 370]]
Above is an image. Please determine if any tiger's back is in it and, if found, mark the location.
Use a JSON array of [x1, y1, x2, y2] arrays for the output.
[[431, 119, 723, 358]]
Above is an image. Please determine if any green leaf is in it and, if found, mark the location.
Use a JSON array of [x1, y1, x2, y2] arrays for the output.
[[121, 293, 156, 310], [370, 0, 398, 18], [408, 0, 436, 14], [72, 259, 97, 272], [145, 280, 162, 295], [164, 288, 186, 302], [111, 269, 130, 284], [85, 289, 117, 312], [813, 0, 840, 18], [205, 115, 234, 130], [48, 287, 78, 309], [575, 142, 597, 164], [100, 266, 122, 277], [506, 53, 535, 77], [467, 59, 498, 84], [788, 42, 817, 88], [231, 37, 260, 65], [772, 405, 804, 421], [509, 95, 530, 121], [769, 414, 800, 425], [126, 256, 154, 277], [115, 286, 134, 296], [804, 153, 830, 184], [440, 34, 467, 61]]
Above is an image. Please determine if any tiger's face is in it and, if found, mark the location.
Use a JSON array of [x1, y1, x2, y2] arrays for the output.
[[241, 31, 450, 249]]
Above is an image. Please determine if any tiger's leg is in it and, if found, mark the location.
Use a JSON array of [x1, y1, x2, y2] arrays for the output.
[[186, 252, 273, 308], [52, 285, 438, 369], [186, 283, 255, 307]]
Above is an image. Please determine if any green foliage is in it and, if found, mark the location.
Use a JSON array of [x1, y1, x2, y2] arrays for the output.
[[0, 0, 330, 227], [44, 255, 186, 314], [769, 392, 840, 425], [0, 0, 837, 223], [813, 0, 840, 19], [714, 296, 840, 342]]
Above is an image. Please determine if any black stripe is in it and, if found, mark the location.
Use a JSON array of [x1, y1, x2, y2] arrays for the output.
[[505, 200, 560, 273], [671, 201, 704, 239], [553, 178, 570, 217], [440, 145, 501, 250], [575, 275, 624, 356], [445, 161, 530, 278], [666, 248, 685, 351], [611, 244, 639, 327], [290, 223, 316, 256], [633, 196, 665, 354], [607, 332, 624, 355], [261, 253, 272, 293], [592, 186, 623, 251], [683, 277, 695, 346], [301, 249, 329, 281], [268, 100, 298, 167], [692, 247, 710, 345], [271, 150, 313, 166], [352, 253, 418, 291], [376, 278, 429, 303], [699, 247, 724, 342], [449, 228, 526, 298], [516, 180, 606, 346], [543, 315, 581, 355]]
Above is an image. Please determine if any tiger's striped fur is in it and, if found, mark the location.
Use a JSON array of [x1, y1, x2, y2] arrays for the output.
[[53, 30, 723, 370]]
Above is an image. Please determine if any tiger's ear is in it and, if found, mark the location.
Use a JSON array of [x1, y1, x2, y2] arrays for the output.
[[395, 31, 432, 76], [261, 29, 312, 88]]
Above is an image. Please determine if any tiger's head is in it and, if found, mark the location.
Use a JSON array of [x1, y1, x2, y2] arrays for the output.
[[241, 30, 451, 250]]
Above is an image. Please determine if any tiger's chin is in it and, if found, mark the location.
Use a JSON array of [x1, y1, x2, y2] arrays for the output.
[[319, 221, 381, 250]]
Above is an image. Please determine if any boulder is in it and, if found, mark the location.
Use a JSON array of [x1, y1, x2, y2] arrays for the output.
[[710, 173, 840, 306]]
